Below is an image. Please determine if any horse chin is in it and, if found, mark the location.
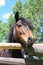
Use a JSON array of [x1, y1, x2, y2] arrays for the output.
[[25, 42, 33, 47], [22, 40, 32, 48]]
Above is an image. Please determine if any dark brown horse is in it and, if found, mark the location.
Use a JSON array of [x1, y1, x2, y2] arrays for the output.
[[0, 12, 35, 58]]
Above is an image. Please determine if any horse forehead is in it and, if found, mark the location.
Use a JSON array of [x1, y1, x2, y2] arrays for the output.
[[15, 19, 33, 30], [16, 19, 27, 24]]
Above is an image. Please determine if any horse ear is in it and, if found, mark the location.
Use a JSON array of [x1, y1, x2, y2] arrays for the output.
[[15, 11, 19, 22]]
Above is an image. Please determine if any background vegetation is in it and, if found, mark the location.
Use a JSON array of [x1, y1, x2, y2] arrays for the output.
[[0, 0, 43, 42]]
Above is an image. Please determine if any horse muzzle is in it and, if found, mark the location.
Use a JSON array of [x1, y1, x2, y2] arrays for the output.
[[24, 37, 36, 47]]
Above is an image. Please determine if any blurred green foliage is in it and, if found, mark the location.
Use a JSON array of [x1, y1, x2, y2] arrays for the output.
[[0, 0, 43, 42], [0, 21, 9, 42]]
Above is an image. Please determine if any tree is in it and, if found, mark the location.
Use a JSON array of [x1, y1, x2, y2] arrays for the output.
[[12, 0, 22, 15], [8, 0, 23, 27], [0, 0, 43, 42], [12, 0, 43, 41], [0, 22, 9, 42], [8, 14, 14, 28]]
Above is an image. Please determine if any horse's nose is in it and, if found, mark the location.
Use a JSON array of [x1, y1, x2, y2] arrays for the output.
[[28, 37, 35, 44], [28, 37, 32, 42]]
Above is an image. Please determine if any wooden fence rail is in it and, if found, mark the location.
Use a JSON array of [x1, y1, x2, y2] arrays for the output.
[[0, 57, 25, 65], [0, 43, 43, 65], [0, 57, 43, 65], [0, 43, 43, 56], [0, 43, 22, 49]]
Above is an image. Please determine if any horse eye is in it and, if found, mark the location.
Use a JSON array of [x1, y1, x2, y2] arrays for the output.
[[19, 32, 22, 34], [19, 31, 25, 35]]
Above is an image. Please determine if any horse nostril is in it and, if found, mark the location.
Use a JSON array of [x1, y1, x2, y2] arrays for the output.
[[28, 37, 36, 44], [28, 37, 32, 41]]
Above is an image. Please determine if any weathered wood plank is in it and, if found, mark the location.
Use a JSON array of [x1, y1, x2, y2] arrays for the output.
[[0, 57, 43, 65], [0, 57, 25, 65], [0, 43, 22, 49], [33, 44, 43, 53], [28, 43, 43, 57]]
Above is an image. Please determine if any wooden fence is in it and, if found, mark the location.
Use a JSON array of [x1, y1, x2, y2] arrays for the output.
[[0, 43, 43, 65], [0, 43, 43, 56], [0, 57, 25, 65]]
